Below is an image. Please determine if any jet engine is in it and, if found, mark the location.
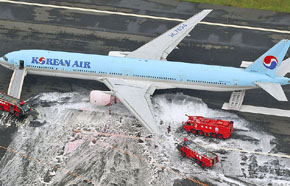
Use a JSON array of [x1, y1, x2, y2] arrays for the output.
[[89, 90, 119, 106]]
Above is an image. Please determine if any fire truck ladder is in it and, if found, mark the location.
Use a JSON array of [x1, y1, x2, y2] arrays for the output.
[[7, 68, 27, 99]]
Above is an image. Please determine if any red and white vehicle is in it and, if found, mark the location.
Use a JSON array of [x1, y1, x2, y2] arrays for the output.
[[0, 92, 32, 117], [183, 115, 234, 139], [177, 138, 219, 168]]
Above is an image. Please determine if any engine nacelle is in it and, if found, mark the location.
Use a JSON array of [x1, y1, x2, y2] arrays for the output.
[[108, 51, 131, 57], [90, 90, 120, 106]]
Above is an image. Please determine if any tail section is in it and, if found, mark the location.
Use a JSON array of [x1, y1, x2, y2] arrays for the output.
[[245, 39, 290, 77]]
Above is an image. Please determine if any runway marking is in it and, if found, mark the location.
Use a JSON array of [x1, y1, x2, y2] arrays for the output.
[[0, 0, 290, 34], [75, 130, 290, 159], [0, 145, 96, 185], [221, 147, 290, 159]]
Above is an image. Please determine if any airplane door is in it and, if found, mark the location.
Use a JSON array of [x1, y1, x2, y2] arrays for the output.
[[19, 60, 24, 69], [179, 75, 185, 82], [233, 80, 238, 86], [123, 69, 131, 76], [14, 60, 19, 68]]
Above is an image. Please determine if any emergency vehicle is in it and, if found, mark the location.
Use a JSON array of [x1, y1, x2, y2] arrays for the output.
[[0, 92, 32, 117], [183, 115, 234, 139], [177, 138, 219, 168]]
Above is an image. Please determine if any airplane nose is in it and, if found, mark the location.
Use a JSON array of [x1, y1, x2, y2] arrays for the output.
[[0, 56, 13, 69], [0, 57, 4, 63]]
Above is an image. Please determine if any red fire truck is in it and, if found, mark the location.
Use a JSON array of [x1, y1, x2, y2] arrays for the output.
[[177, 138, 219, 168], [0, 92, 32, 117], [183, 115, 234, 139]]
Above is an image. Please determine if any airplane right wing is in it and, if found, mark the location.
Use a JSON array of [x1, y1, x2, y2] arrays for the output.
[[126, 10, 212, 60]]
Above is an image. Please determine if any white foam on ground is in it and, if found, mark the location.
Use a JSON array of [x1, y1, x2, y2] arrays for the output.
[[0, 92, 289, 186]]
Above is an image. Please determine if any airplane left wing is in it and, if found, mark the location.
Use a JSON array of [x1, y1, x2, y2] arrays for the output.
[[126, 10, 212, 60], [102, 78, 160, 134]]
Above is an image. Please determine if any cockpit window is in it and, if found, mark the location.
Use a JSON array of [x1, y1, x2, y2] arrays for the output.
[[3, 56, 8, 61]]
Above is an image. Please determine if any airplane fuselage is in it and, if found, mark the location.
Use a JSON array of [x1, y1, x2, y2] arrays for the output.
[[0, 50, 289, 92]]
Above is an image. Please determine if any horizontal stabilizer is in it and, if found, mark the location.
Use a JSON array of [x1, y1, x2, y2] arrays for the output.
[[255, 82, 288, 101], [276, 57, 290, 76], [240, 61, 253, 68]]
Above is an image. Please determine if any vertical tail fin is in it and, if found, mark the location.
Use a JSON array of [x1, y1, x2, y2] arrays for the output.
[[245, 39, 290, 77]]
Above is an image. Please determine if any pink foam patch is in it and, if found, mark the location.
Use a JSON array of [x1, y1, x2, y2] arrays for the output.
[[64, 139, 84, 154]]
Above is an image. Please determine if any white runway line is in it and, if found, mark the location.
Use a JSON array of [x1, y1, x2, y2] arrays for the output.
[[1, 0, 290, 34], [222, 147, 290, 159]]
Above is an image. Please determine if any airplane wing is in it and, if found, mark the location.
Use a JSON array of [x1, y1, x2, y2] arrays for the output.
[[102, 78, 160, 134], [126, 10, 212, 60]]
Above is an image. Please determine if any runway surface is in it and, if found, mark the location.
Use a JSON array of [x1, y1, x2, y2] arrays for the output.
[[0, 1, 290, 185]]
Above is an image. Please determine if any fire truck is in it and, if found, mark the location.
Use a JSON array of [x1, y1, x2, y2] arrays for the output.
[[183, 115, 234, 139], [177, 138, 219, 168], [0, 92, 32, 117]]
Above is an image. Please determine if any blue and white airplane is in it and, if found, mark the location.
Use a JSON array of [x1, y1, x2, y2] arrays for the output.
[[0, 10, 290, 134]]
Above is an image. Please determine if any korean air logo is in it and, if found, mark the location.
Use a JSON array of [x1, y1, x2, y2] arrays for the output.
[[38, 57, 46, 64], [263, 55, 278, 70]]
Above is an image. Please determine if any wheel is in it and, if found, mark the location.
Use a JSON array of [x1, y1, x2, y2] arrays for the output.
[[196, 160, 200, 165], [217, 134, 223, 139], [191, 129, 196, 134], [0, 106, 3, 111], [200, 162, 205, 168], [198, 131, 204, 136], [204, 133, 209, 137], [181, 152, 185, 157], [210, 133, 217, 138], [14, 112, 20, 117]]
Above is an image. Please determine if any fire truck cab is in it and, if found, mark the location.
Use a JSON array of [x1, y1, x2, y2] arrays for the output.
[[183, 115, 234, 139], [0, 92, 32, 117], [177, 138, 219, 168]]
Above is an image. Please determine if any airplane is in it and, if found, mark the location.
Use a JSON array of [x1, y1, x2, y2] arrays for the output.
[[0, 10, 290, 134]]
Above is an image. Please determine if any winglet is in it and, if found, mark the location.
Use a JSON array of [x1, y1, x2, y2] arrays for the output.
[[255, 82, 288, 101]]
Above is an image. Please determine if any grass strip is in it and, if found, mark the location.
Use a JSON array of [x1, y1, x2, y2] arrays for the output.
[[183, 0, 290, 13]]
